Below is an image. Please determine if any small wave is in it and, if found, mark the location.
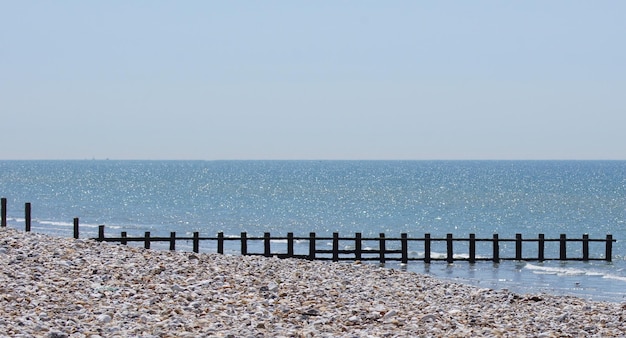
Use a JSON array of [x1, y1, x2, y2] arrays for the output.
[[37, 220, 121, 229], [602, 274, 626, 283], [525, 263, 612, 278], [38, 220, 74, 227]]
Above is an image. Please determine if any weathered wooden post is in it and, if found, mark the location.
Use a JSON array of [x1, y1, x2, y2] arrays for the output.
[[424, 233, 431, 264], [492, 234, 500, 263], [121, 232, 128, 245], [241, 232, 248, 256], [446, 233, 453, 263], [1, 198, 6, 227], [332, 232, 339, 262], [98, 225, 105, 242], [144, 232, 151, 249], [287, 232, 294, 257], [538, 234, 545, 261], [559, 234, 567, 260], [308, 232, 316, 260], [169, 232, 176, 251], [401, 233, 408, 264], [355, 232, 362, 261], [217, 232, 224, 254], [264, 232, 271, 257], [193, 232, 200, 253], [469, 233, 476, 264], [73, 218, 80, 239], [379, 233, 386, 264], [582, 234, 589, 261], [25, 202, 31, 232], [605, 234, 613, 262], [515, 234, 523, 260]]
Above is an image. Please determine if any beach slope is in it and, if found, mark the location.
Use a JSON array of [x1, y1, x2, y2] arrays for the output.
[[0, 228, 624, 337]]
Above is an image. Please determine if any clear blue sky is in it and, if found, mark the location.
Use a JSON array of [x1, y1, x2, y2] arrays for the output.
[[2, 1, 625, 160]]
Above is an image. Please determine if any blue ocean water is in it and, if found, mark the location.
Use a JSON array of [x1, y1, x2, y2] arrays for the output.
[[1, 160, 625, 302]]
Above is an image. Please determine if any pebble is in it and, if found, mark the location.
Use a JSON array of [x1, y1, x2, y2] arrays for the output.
[[1, 227, 625, 337]]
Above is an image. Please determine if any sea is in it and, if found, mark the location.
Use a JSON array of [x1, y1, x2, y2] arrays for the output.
[[1, 160, 625, 302]]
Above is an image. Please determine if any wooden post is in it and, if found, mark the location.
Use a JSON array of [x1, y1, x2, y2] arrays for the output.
[[169, 232, 176, 251], [73, 218, 79, 239], [582, 234, 589, 261], [193, 232, 200, 253], [121, 232, 127, 245], [217, 232, 224, 254], [559, 234, 566, 260], [538, 234, 545, 261], [241, 232, 247, 256], [492, 234, 499, 263], [308, 232, 316, 260], [379, 233, 386, 264], [355, 232, 362, 261], [1, 198, 6, 227], [606, 234, 613, 262], [264, 232, 271, 257], [446, 233, 453, 263], [401, 233, 408, 264], [424, 233, 431, 264], [332, 232, 339, 262], [25, 202, 31, 232], [98, 225, 105, 242], [469, 233, 476, 264], [287, 232, 294, 257], [515, 233, 522, 260], [559, 234, 567, 261], [144, 232, 151, 249]]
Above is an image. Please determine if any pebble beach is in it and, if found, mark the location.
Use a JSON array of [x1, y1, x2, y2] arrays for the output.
[[1, 227, 625, 337]]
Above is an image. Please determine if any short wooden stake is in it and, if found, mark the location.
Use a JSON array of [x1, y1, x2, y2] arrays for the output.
[[469, 233, 476, 264], [1, 198, 7, 227], [379, 233, 386, 264], [25, 202, 31, 232], [492, 234, 500, 263], [308, 232, 316, 260], [355, 233, 362, 261], [606, 235, 613, 262], [193, 232, 200, 253], [241, 232, 247, 255], [287, 232, 294, 257], [401, 233, 408, 264], [446, 233, 453, 263], [560, 234, 567, 260], [424, 233, 431, 264], [538, 234, 545, 261], [73, 218, 79, 239], [169, 232, 176, 251], [582, 234, 589, 261], [121, 232, 127, 245], [515, 233, 522, 260], [144, 232, 151, 249], [332, 232, 339, 262], [217, 232, 224, 254], [264, 232, 271, 257], [98, 225, 105, 241]]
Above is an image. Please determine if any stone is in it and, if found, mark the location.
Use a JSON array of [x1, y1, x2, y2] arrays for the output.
[[1, 227, 625, 337]]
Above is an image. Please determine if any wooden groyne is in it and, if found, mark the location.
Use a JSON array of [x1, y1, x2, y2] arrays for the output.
[[91, 227, 615, 263], [1, 198, 617, 263]]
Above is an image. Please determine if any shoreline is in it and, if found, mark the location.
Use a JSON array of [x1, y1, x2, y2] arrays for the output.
[[1, 228, 625, 337]]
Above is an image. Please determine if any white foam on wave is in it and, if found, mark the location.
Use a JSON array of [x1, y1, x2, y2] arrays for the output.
[[37, 220, 121, 229], [525, 263, 614, 278], [602, 274, 626, 282], [39, 220, 74, 227], [269, 239, 307, 244]]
